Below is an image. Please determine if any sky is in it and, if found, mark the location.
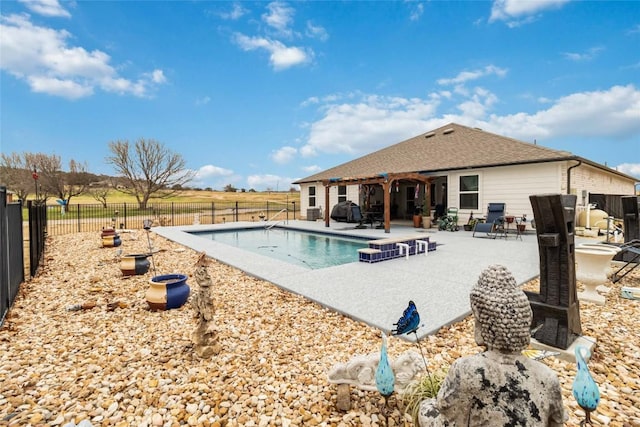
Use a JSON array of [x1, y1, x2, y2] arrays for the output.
[[1, 0, 639, 191]]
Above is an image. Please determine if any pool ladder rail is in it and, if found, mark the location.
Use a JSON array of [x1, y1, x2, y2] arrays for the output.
[[265, 209, 288, 230]]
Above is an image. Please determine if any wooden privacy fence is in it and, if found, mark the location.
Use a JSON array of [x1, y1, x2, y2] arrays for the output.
[[39, 201, 299, 236]]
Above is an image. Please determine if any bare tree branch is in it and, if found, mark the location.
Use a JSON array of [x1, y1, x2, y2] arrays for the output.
[[106, 138, 195, 209]]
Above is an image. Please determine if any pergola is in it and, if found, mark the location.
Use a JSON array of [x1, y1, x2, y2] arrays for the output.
[[321, 172, 433, 233]]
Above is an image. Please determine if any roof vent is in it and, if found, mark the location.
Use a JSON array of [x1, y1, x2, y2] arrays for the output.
[[443, 128, 454, 135], [424, 132, 435, 138]]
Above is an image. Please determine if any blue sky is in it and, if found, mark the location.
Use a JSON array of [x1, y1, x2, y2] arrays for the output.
[[1, 0, 639, 191]]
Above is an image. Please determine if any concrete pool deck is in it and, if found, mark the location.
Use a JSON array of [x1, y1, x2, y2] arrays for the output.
[[154, 220, 564, 340]]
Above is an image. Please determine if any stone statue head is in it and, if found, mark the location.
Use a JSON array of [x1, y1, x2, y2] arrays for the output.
[[470, 264, 532, 353]]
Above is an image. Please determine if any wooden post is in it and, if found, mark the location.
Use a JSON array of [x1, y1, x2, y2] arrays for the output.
[[324, 185, 330, 228], [525, 194, 582, 349], [383, 180, 391, 233]]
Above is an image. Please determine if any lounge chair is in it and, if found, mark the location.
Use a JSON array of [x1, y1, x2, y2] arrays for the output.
[[611, 239, 640, 283], [473, 203, 506, 238]]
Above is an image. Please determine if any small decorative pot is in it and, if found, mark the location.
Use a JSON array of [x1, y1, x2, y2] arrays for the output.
[[102, 235, 121, 247], [146, 274, 190, 310], [120, 254, 151, 276]]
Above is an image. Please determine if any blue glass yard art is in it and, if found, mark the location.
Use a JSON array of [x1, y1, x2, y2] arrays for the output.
[[375, 331, 395, 422], [572, 345, 600, 426], [375, 331, 395, 398]]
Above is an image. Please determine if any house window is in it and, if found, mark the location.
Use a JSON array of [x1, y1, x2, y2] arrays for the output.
[[308, 186, 316, 207], [338, 185, 347, 203], [459, 175, 478, 210]]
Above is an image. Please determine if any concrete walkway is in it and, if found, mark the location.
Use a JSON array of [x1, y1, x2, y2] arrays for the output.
[[155, 220, 542, 339]]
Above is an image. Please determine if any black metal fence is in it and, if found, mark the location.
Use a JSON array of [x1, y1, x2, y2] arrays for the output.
[[28, 201, 47, 277], [39, 200, 299, 236], [1, 187, 25, 326]]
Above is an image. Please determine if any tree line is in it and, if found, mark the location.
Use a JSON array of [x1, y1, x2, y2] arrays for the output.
[[0, 139, 194, 209]]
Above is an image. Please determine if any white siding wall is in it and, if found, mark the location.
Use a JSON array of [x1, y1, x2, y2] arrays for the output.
[[300, 162, 636, 221], [448, 162, 562, 220], [299, 182, 360, 219]]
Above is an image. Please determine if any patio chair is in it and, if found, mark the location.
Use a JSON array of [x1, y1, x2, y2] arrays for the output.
[[473, 203, 506, 239], [611, 239, 640, 283]]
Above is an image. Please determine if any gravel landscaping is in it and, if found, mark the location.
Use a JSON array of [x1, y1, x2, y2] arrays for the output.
[[1, 230, 639, 426]]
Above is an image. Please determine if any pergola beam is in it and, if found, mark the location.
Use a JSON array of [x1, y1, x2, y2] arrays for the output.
[[322, 172, 432, 233]]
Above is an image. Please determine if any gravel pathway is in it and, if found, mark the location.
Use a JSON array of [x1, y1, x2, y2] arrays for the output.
[[1, 231, 639, 426]]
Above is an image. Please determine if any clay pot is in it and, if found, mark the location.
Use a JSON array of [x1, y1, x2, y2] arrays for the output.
[[146, 274, 190, 310], [120, 254, 151, 276], [102, 235, 121, 247]]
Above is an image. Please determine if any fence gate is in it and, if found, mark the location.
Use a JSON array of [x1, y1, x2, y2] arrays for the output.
[[1, 187, 25, 326]]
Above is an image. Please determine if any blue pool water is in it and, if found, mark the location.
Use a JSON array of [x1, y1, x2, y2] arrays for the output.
[[191, 227, 368, 269]]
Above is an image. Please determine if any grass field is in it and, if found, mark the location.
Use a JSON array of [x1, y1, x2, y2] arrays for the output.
[[44, 188, 301, 205]]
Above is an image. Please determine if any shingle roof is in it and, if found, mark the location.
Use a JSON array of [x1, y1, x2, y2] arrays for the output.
[[295, 123, 580, 184]]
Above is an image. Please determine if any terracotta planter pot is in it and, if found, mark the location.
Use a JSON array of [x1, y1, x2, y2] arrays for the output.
[[413, 215, 422, 228], [146, 274, 190, 310]]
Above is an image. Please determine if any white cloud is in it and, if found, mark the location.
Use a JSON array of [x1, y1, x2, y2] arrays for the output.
[[408, 2, 424, 21], [484, 84, 640, 141], [300, 82, 640, 164], [18, 0, 70, 18], [306, 21, 328, 41], [190, 165, 239, 190], [195, 96, 211, 106], [615, 163, 640, 178], [437, 65, 507, 86], [0, 14, 166, 99], [562, 46, 604, 62], [271, 146, 297, 164], [196, 165, 234, 179], [489, 0, 569, 25], [219, 3, 248, 20], [301, 94, 441, 157], [233, 33, 311, 70], [262, 1, 295, 36], [247, 174, 296, 191]]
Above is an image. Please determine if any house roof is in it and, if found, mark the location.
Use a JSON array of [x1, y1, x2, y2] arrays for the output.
[[294, 123, 638, 184]]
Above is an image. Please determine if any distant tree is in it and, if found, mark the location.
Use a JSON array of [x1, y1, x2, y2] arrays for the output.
[[223, 184, 237, 193], [248, 188, 256, 193], [204, 187, 213, 192], [240, 188, 246, 193], [35, 155, 90, 206], [0, 152, 34, 203], [90, 186, 110, 208], [106, 138, 195, 209], [289, 187, 299, 193], [1, 152, 89, 205]]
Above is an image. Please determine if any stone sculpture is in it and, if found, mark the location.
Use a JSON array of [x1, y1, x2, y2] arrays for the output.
[[419, 265, 567, 426], [191, 252, 221, 358], [328, 348, 425, 393]]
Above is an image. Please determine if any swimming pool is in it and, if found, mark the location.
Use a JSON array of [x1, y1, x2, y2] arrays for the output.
[[191, 227, 369, 269]]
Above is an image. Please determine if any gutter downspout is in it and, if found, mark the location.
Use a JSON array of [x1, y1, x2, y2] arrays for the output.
[[567, 159, 582, 195]]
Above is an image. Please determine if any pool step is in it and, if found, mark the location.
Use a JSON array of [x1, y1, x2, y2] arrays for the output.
[[358, 236, 436, 263]]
